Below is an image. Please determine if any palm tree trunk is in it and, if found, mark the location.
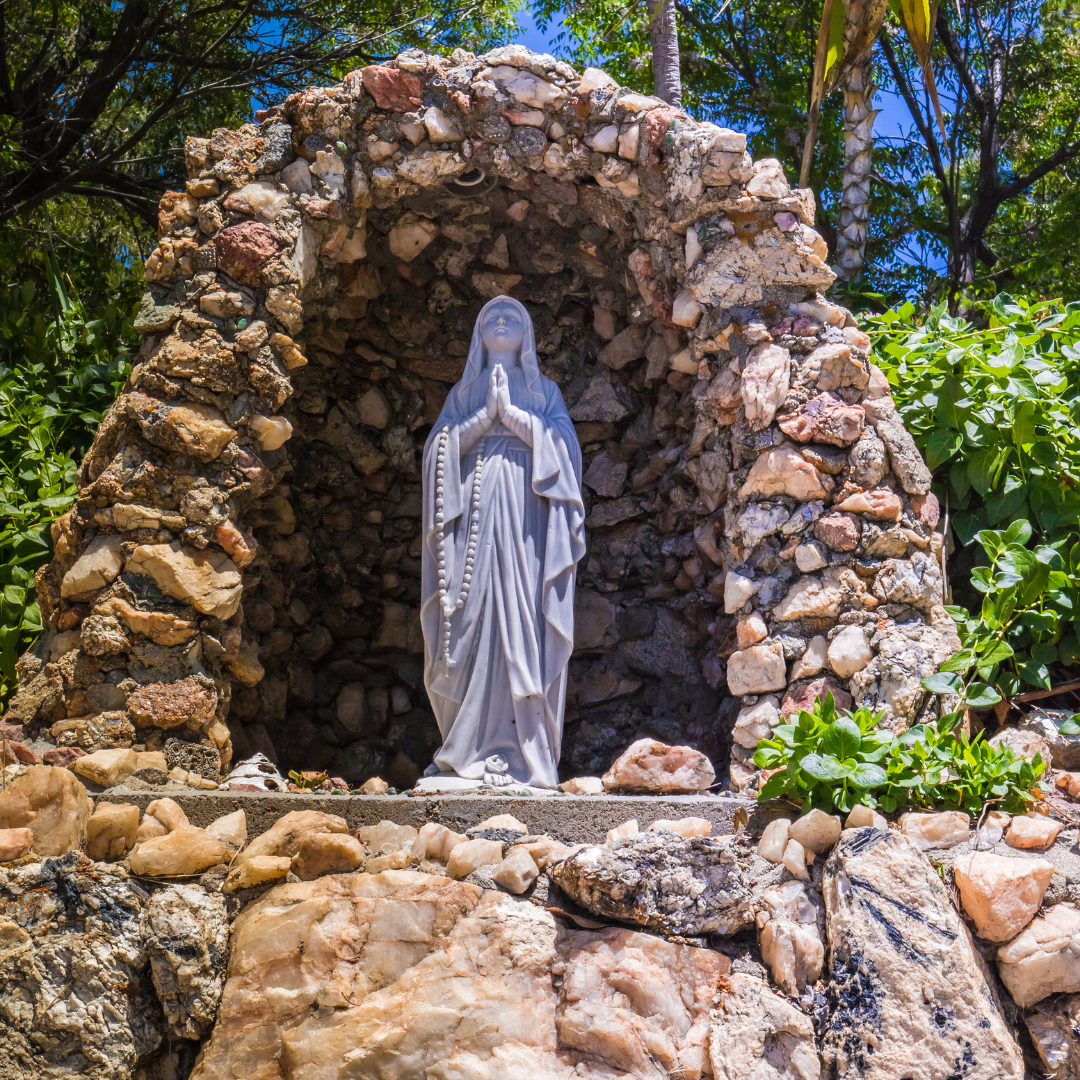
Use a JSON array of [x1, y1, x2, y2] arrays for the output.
[[833, 54, 875, 283], [647, 0, 682, 107]]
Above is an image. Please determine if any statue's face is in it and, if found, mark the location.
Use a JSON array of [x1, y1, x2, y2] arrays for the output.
[[480, 302, 525, 365]]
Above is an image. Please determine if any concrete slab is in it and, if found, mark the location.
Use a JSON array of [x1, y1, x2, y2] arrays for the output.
[[100, 788, 774, 845]]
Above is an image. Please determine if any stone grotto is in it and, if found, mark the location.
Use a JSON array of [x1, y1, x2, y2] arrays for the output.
[[0, 42, 1078, 1080]]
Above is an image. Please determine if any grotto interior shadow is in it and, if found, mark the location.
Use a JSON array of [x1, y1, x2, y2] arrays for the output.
[[227, 173, 735, 789]]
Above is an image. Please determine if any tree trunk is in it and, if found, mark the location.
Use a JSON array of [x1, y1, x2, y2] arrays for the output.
[[833, 54, 875, 283], [647, 0, 682, 107]]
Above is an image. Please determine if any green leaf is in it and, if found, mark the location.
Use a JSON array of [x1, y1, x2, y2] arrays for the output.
[[922, 672, 962, 695], [801, 753, 853, 782], [1003, 520, 1034, 546], [1017, 661, 1053, 690], [926, 428, 963, 470], [985, 477, 1028, 525], [849, 762, 888, 789], [978, 640, 1014, 666], [963, 682, 1002, 707], [2, 584, 25, 605], [822, 717, 863, 760], [757, 770, 791, 803]]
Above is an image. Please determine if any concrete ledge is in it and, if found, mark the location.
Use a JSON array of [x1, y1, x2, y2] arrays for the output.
[[102, 789, 773, 844]]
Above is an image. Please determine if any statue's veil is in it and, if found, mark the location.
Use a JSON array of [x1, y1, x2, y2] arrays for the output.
[[437, 295, 548, 421]]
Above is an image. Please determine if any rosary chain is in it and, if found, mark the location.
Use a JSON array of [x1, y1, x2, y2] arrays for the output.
[[434, 423, 484, 671]]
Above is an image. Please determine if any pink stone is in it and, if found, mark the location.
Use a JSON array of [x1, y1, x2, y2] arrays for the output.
[[740, 343, 791, 431], [782, 677, 852, 718], [813, 511, 861, 551], [214, 221, 286, 284], [834, 488, 903, 522], [736, 612, 768, 648], [740, 446, 833, 501], [644, 104, 684, 147], [602, 738, 715, 793], [215, 520, 257, 568], [502, 108, 546, 126], [360, 65, 423, 111], [43, 746, 86, 767], [0, 826, 32, 861], [778, 393, 865, 447], [1005, 815, 1063, 852], [1, 740, 41, 765], [911, 492, 940, 527]]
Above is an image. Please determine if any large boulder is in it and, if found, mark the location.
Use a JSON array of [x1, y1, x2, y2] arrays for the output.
[[549, 831, 754, 936], [0, 853, 161, 1078], [821, 827, 1023, 1079], [189, 868, 731, 1080]]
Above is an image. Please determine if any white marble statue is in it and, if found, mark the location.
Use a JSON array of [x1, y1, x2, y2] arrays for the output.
[[419, 296, 585, 789]]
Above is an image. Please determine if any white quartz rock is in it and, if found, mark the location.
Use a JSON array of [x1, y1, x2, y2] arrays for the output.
[[795, 541, 828, 572], [733, 695, 780, 748], [757, 880, 825, 997], [446, 837, 504, 879], [249, 413, 292, 450], [710, 972, 822, 1080], [724, 570, 757, 612], [61, 535, 125, 599], [492, 848, 539, 894], [844, 804, 886, 829], [647, 816, 711, 837], [782, 838, 810, 881], [726, 641, 787, 696], [899, 810, 970, 850], [828, 625, 873, 677], [422, 106, 462, 142], [607, 818, 639, 842], [281, 158, 313, 194], [411, 821, 467, 862], [757, 817, 791, 863], [356, 819, 418, 855], [557, 924, 728, 1077], [789, 809, 842, 854], [206, 809, 246, 847], [741, 343, 791, 431], [997, 904, 1080, 1007], [791, 634, 828, 680], [953, 851, 1055, 942], [584, 124, 618, 152]]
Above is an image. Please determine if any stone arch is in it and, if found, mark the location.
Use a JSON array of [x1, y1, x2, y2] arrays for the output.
[[6, 45, 957, 789]]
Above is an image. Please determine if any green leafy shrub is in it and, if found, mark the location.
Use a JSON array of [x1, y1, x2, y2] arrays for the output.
[[754, 693, 1048, 816], [926, 520, 1079, 703], [867, 294, 1080, 698], [0, 260, 134, 704]]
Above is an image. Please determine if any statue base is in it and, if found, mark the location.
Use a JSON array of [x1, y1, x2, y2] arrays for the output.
[[412, 775, 558, 796]]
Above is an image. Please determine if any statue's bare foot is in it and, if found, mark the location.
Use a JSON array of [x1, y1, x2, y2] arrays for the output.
[[483, 754, 515, 787]]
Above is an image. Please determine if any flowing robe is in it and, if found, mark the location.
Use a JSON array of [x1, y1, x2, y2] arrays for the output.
[[421, 364, 584, 788]]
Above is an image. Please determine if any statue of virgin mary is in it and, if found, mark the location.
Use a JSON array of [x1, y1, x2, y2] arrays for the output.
[[418, 296, 585, 790]]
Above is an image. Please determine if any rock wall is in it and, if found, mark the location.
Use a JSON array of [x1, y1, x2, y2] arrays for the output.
[[4, 45, 952, 787]]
